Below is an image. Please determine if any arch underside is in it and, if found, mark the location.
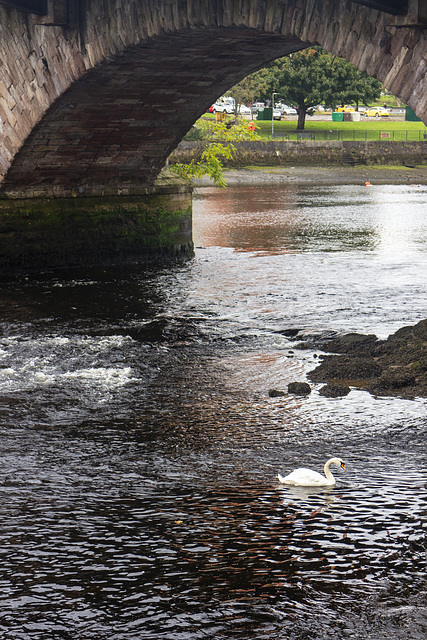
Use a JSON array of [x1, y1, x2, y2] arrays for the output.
[[3, 28, 307, 195]]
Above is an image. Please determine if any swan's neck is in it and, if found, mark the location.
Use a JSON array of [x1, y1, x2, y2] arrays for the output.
[[323, 460, 335, 482]]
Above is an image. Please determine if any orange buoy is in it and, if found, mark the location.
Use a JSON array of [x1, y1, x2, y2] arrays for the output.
[[364, 181, 371, 186]]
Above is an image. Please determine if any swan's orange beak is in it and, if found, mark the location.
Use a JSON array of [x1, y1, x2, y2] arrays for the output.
[[340, 462, 346, 470]]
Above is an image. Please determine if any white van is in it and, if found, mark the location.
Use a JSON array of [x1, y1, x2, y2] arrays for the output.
[[212, 97, 235, 114]]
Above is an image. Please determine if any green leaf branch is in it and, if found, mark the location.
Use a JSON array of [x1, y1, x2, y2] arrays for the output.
[[173, 120, 259, 188]]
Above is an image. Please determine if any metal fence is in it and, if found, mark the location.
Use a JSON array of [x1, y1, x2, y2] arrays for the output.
[[271, 129, 427, 142]]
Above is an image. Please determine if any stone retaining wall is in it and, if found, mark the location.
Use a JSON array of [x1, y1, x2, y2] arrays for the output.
[[170, 140, 427, 167]]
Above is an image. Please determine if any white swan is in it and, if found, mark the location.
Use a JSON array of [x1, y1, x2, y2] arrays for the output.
[[277, 457, 345, 487]]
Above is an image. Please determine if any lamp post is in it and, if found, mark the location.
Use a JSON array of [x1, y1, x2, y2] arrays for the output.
[[272, 92, 279, 139]]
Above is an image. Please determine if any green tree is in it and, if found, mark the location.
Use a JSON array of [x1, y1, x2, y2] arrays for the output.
[[275, 48, 333, 129], [323, 55, 383, 111], [172, 120, 259, 188], [228, 47, 383, 130]]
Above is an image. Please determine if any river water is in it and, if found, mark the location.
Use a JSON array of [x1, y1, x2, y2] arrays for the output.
[[0, 182, 426, 639]]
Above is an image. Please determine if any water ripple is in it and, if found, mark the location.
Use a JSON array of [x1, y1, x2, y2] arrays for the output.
[[0, 184, 426, 638]]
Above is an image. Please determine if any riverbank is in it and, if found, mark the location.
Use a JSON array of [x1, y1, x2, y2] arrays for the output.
[[192, 164, 427, 187], [171, 139, 427, 182]]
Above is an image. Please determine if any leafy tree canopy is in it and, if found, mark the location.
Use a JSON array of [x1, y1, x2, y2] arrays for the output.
[[228, 47, 383, 129]]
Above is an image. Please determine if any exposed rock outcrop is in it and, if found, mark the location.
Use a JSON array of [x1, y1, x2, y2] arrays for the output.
[[304, 319, 427, 399]]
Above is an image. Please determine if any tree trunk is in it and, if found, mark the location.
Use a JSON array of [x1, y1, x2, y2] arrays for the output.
[[297, 105, 306, 130]]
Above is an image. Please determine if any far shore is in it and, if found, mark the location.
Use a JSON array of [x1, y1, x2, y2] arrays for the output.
[[192, 164, 427, 188]]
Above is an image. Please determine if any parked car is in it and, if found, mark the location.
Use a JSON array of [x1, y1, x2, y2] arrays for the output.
[[363, 106, 389, 117], [336, 105, 355, 112], [212, 97, 235, 114], [237, 104, 252, 116], [273, 108, 282, 120], [250, 102, 265, 114], [277, 103, 297, 115]]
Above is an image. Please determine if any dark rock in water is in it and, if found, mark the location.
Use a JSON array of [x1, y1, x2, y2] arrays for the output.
[[127, 319, 167, 342], [287, 382, 311, 395], [273, 328, 302, 338], [370, 369, 416, 392], [309, 356, 383, 381], [306, 318, 427, 399], [323, 333, 380, 355], [319, 383, 351, 397], [297, 332, 380, 354], [268, 389, 285, 397], [393, 318, 427, 341], [294, 329, 340, 350]]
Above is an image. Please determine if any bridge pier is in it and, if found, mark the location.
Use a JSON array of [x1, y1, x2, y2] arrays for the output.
[[0, 174, 193, 273]]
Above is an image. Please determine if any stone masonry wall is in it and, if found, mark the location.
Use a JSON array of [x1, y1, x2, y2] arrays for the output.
[[171, 139, 427, 167]]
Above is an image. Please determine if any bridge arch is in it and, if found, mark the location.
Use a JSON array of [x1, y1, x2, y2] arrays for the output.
[[0, 0, 426, 195]]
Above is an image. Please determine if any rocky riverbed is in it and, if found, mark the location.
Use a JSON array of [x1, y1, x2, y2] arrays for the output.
[[295, 319, 427, 400]]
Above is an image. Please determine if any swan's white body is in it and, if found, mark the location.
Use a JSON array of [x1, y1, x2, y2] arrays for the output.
[[277, 457, 345, 487]]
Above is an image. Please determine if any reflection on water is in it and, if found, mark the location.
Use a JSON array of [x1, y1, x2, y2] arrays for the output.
[[194, 183, 427, 255], [192, 183, 427, 338], [0, 183, 426, 639]]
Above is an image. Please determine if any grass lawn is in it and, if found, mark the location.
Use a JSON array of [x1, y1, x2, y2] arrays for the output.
[[255, 119, 426, 141], [197, 113, 426, 142]]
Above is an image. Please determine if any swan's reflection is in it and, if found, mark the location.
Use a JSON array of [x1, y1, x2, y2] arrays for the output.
[[278, 484, 337, 506]]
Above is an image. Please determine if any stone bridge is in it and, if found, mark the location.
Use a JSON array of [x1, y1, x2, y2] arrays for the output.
[[0, 0, 425, 269], [0, 0, 426, 196]]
